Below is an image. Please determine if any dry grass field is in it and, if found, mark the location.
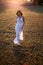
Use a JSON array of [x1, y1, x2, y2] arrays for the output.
[[0, 3, 43, 65]]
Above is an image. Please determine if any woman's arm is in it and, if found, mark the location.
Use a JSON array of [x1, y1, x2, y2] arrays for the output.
[[23, 16, 25, 27], [22, 16, 25, 30]]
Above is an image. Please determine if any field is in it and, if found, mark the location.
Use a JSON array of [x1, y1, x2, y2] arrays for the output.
[[0, 3, 43, 65]]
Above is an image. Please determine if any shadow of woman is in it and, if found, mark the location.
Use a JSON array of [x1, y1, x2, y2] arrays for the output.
[[13, 43, 43, 65], [13, 46, 29, 65]]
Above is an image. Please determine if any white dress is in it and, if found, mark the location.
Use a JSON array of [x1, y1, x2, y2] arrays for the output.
[[13, 17, 24, 45]]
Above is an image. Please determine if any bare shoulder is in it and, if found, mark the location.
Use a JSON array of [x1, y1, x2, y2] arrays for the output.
[[22, 16, 25, 19], [16, 16, 18, 19]]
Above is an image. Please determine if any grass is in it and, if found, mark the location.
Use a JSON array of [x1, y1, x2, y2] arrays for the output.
[[0, 4, 43, 65]]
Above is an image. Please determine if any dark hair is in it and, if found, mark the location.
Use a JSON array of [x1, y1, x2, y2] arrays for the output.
[[16, 10, 23, 16]]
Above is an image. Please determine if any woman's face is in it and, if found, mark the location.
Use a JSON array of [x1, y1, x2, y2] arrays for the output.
[[18, 12, 21, 17]]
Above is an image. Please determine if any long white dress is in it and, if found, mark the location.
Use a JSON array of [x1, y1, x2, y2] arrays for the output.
[[13, 17, 24, 45]]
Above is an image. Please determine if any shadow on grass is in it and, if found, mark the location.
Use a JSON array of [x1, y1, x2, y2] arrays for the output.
[[22, 2, 43, 13], [0, 41, 43, 65]]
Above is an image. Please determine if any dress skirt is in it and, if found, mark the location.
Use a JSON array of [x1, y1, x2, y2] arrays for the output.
[[13, 22, 24, 45]]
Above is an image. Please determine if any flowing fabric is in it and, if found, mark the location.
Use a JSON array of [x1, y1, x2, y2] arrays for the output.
[[13, 17, 24, 45]]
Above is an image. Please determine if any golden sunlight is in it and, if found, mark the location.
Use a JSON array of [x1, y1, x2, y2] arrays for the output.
[[6, 0, 24, 7], [27, 0, 30, 1]]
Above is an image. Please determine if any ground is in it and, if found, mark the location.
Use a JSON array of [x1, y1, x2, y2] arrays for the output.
[[0, 3, 43, 65]]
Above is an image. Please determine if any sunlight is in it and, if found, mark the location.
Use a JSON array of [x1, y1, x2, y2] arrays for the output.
[[27, 0, 30, 1], [6, 0, 24, 7]]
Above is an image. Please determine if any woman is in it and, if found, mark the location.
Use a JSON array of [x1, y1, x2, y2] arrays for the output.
[[13, 10, 25, 46]]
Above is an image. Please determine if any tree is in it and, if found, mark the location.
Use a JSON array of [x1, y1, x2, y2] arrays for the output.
[[31, 0, 43, 5]]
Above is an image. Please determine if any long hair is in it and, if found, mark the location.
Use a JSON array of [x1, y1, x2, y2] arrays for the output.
[[16, 10, 23, 16]]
